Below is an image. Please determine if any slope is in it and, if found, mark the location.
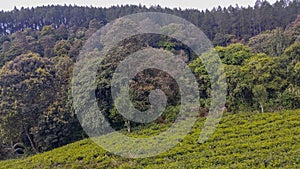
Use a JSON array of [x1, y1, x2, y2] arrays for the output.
[[0, 110, 299, 169]]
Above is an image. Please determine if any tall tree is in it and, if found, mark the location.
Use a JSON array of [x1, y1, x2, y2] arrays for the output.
[[0, 53, 56, 153]]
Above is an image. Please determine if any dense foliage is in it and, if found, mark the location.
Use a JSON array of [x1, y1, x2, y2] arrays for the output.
[[0, 0, 299, 162], [0, 0, 299, 41], [0, 53, 84, 158]]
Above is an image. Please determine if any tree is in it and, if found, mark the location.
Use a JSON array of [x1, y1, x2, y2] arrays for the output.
[[248, 28, 291, 56], [252, 85, 268, 113], [224, 64, 244, 113], [0, 53, 84, 155], [0, 53, 56, 153], [248, 30, 273, 54], [216, 43, 252, 65], [285, 14, 300, 42], [282, 42, 300, 101], [85, 19, 103, 38], [31, 55, 84, 151], [268, 28, 291, 56], [283, 42, 300, 69], [38, 25, 57, 57], [54, 40, 71, 56], [213, 33, 236, 47], [242, 53, 288, 111], [56, 24, 69, 40]]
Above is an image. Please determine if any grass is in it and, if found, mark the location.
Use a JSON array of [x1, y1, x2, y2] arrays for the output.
[[0, 110, 299, 168]]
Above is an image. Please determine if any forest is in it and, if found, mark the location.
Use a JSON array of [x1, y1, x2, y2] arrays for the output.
[[0, 0, 299, 167]]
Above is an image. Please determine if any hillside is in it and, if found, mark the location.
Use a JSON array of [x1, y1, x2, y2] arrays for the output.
[[0, 1, 300, 166], [1, 109, 299, 168]]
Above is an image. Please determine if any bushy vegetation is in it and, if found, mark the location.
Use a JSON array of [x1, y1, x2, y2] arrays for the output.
[[0, 109, 299, 168], [0, 0, 299, 162]]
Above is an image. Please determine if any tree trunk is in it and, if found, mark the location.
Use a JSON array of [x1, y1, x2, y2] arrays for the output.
[[259, 103, 264, 113], [126, 120, 131, 133], [24, 126, 39, 154]]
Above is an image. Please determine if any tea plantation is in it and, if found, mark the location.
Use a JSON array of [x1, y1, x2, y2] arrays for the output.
[[1, 110, 299, 168]]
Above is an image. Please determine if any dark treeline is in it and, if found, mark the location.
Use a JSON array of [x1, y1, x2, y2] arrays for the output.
[[0, 0, 299, 41]]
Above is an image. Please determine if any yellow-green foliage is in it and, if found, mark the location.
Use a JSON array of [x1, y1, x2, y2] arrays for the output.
[[1, 110, 299, 168]]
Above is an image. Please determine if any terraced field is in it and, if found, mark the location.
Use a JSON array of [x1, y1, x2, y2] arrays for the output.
[[1, 110, 299, 168]]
